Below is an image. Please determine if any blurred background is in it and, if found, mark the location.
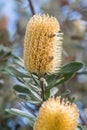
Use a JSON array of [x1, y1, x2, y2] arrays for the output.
[[0, 0, 87, 129]]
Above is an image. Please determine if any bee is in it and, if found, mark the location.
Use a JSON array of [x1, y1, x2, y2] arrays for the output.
[[48, 30, 63, 38]]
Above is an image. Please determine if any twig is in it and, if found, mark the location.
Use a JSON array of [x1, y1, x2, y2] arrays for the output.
[[80, 114, 87, 127], [76, 71, 87, 75], [62, 83, 71, 100], [28, 0, 36, 15]]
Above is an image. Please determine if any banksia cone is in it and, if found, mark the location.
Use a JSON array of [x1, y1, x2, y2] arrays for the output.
[[34, 97, 79, 130], [24, 14, 63, 73]]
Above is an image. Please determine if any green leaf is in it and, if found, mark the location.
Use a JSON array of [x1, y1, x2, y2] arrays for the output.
[[30, 73, 40, 86], [45, 87, 58, 100], [25, 78, 41, 92], [70, 97, 75, 104], [5, 108, 35, 127], [45, 74, 58, 89], [78, 124, 85, 130], [47, 73, 73, 89], [13, 85, 29, 94], [6, 108, 35, 118], [27, 100, 41, 105], [48, 62, 83, 88], [18, 93, 28, 100], [61, 62, 83, 74], [0, 65, 6, 73], [14, 84, 42, 103], [5, 66, 29, 77], [54, 73, 73, 87], [54, 62, 83, 86], [23, 78, 42, 102], [0, 45, 11, 58], [45, 74, 57, 87], [28, 88, 42, 102], [61, 89, 71, 98], [16, 77, 25, 83], [18, 94, 41, 105], [50, 87, 58, 97], [12, 55, 24, 67], [28, 83, 41, 92]]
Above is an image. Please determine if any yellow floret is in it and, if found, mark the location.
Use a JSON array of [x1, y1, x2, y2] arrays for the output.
[[34, 97, 79, 130], [24, 14, 63, 73]]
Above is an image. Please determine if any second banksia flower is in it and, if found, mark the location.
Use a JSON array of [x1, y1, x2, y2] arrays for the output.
[[34, 97, 79, 130], [24, 14, 63, 73]]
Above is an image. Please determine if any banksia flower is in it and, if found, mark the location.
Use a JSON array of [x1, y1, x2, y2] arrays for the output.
[[34, 97, 79, 130], [24, 14, 63, 73]]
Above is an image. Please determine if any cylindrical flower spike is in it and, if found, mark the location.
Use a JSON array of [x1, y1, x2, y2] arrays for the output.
[[24, 14, 63, 73], [34, 97, 79, 130]]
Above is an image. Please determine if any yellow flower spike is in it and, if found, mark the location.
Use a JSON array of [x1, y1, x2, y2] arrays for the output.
[[34, 97, 79, 130], [24, 14, 63, 73]]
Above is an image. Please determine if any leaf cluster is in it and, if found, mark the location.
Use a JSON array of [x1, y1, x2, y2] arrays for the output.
[[4, 54, 83, 128]]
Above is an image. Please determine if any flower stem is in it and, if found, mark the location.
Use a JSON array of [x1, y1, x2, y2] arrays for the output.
[[38, 74, 45, 102], [28, 0, 36, 15]]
